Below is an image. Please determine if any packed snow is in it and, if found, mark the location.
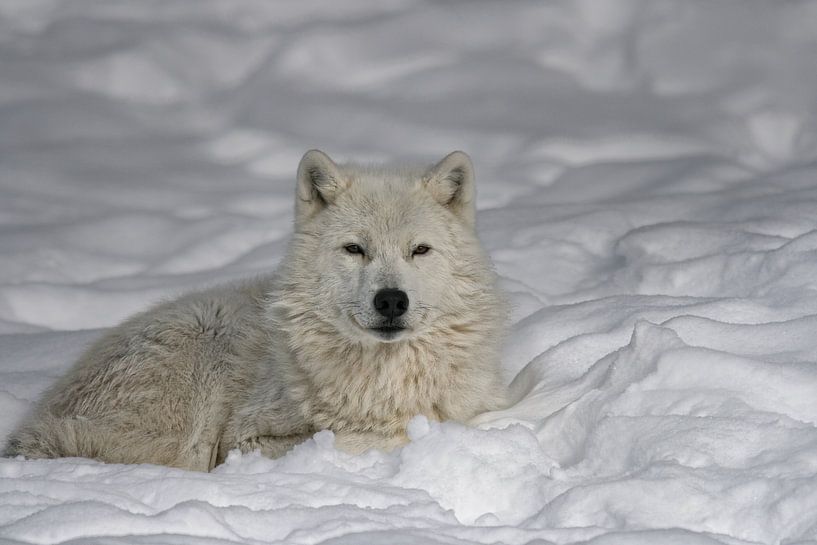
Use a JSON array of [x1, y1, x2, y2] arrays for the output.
[[2, 1, 817, 543]]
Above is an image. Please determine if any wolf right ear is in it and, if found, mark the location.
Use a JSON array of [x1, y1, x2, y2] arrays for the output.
[[423, 151, 476, 226], [296, 149, 346, 225]]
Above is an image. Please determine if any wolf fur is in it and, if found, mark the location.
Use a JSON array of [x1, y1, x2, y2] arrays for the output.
[[5, 150, 507, 471]]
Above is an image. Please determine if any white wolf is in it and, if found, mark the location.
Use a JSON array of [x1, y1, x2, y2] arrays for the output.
[[5, 150, 507, 471]]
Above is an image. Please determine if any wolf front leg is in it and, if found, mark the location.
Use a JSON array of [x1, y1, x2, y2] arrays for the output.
[[234, 434, 311, 459], [218, 393, 313, 463], [332, 430, 409, 454]]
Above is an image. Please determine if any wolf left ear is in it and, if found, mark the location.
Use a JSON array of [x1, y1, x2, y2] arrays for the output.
[[296, 149, 346, 226], [423, 151, 476, 225]]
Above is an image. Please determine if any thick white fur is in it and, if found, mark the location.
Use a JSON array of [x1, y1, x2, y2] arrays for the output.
[[5, 150, 507, 471]]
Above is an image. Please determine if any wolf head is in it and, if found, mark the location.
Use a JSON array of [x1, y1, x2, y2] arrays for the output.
[[279, 149, 499, 346]]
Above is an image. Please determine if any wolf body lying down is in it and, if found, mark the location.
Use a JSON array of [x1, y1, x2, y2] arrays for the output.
[[6, 150, 507, 470]]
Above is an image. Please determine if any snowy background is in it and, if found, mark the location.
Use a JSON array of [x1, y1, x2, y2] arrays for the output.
[[2, 1, 817, 543]]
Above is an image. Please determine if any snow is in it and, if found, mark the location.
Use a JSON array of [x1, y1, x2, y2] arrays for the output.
[[2, 0, 817, 543]]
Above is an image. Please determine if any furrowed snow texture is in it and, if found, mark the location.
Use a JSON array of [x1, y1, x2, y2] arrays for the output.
[[2, 1, 817, 544]]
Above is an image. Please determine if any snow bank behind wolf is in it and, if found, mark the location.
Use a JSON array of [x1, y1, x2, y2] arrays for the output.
[[6, 150, 507, 471]]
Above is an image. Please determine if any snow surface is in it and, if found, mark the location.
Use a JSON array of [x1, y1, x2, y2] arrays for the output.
[[2, 1, 817, 543]]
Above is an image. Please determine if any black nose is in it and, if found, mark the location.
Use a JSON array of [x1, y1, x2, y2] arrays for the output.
[[373, 289, 409, 319]]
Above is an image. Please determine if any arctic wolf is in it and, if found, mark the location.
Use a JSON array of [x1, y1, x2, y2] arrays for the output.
[[5, 150, 507, 471]]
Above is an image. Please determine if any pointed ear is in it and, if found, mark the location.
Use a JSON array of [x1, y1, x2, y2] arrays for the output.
[[296, 149, 345, 225], [423, 151, 476, 225]]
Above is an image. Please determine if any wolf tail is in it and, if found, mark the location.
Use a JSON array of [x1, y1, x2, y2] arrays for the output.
[[4, 414, 179, 466]]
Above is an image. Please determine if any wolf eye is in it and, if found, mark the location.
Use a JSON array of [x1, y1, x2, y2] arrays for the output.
[[412, 244, 431, 256], [344, 244, 365, 256]]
